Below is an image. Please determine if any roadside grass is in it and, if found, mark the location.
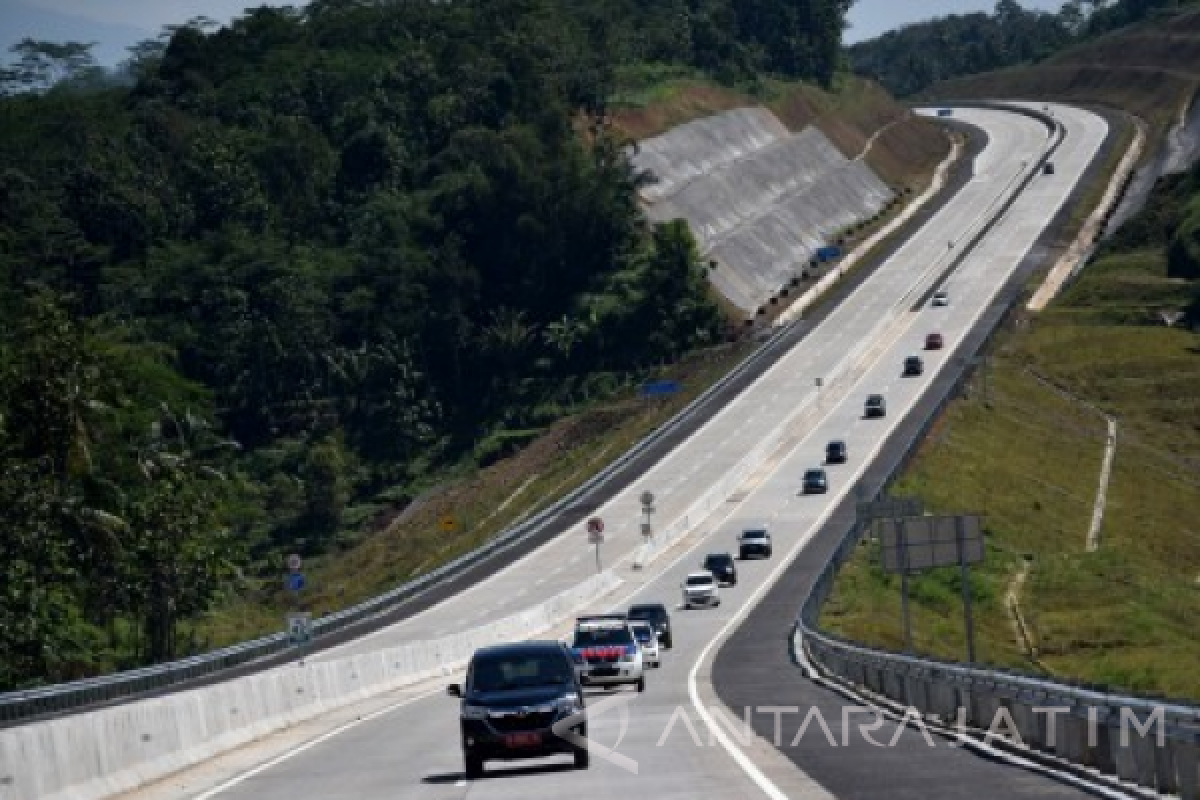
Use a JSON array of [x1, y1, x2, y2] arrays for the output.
[[821, 246, 1200, 700], [198, 342, 756, 646]]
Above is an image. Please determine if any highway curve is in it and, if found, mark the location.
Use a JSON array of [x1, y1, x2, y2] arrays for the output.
[[123, 104, 1111, 800]]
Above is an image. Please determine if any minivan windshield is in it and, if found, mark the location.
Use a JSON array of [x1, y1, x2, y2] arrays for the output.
[[686, 575, 713, 586], [629, 624, 654, 643], [572, 627, 634, 648], [470, 653, 573, 692], [704, 554, 733, 567]]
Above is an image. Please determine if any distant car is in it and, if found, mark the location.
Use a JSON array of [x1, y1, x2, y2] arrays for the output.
[[703, 552, 738, 586], [937, 108, 954, 117], [931, 290, 948, 307], [738, 529, 773, 560], [449, 641, 588, 779], [1043, 162, 1055, 175], [569, 617, 645, 692], [904, 355, 924, 376], [627, 603, 672, 649], [825, 440, 848, 464], [628, 621, 660, 668], [865, 394, 887, 418], [802, 468, 829, 494], [681, 571, 720, 609], [925, 332, 944, 350]]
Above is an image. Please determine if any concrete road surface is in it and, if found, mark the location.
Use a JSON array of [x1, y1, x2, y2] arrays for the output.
[[148, 104, 1110, 800]]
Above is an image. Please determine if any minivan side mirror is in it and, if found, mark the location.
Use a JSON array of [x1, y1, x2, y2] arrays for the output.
[[447, 683, 462, 698]]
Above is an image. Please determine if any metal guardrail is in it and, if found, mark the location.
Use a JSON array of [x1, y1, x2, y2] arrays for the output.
[[0, 299, 807, 724], [0, 101, 1069, 725], [795, 104, 1200, 798]]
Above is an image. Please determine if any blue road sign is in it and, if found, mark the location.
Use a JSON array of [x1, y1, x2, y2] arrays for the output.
[[642, 380, 681, 397], [285, 572, 306, 591]]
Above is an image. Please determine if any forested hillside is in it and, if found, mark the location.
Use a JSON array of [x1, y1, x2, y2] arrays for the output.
[[0, 0, 854, 688], [848, 0, 1186, 98]]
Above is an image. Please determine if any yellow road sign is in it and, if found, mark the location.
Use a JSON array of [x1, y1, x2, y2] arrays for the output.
[[438, 513, 458, 533]]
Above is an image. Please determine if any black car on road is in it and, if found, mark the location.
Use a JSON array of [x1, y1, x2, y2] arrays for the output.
[[627, 603, 673, 649], [703, 552, 738, 586], [738, 528, 773, 559], [825, 440, 847, 464], [802, 468, 828, 494], [449, 641, 588, 780], [903, 356, 924, 376], [865, 394, 886, 418]]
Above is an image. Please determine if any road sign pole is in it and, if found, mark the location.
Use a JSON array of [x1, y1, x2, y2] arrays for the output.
[[899, 519, 914, 654], [957, 516, 977, 665], [595, 541, 602, 573]]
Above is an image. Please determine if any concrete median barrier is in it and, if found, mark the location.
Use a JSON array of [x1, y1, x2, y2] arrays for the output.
[[0, 571, 622, 800]]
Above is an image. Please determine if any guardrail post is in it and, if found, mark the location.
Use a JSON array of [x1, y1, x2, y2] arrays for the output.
[[929, 680, 956, 722], [1131, 725, 1160, 789], [1110, 712, 1140, 783], [1175, 732, 1199, 800], [1156, 733, 1179, 795], [1062, 710, 1089, 765], [1011, 695, 1041, 750], [1089, 709, 1117, 775]]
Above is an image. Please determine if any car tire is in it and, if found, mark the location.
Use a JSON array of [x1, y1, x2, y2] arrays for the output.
[[465, 753, 484, 780], [663, 636, 673, 649], [574, 748, 590, 770], [637, 676, 646, 692]]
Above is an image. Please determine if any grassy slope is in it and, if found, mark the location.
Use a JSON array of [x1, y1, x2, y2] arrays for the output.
[[824, 9, 1200, 702], [924, 9, 1200, 141], [196, 73, 951, 648], [822, 254, 1200, 700]]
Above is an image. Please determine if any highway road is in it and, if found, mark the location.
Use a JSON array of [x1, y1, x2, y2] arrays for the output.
[[313, 104, 1053, 662], [135, 103, 1111, 800]]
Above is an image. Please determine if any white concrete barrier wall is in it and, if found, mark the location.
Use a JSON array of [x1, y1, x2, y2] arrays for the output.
[[631, 107, 895, 313], [0, 571, 622, 800], [634, 107, 789, 203]]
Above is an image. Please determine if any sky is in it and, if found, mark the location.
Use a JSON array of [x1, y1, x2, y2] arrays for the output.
[[845, 0, 1066, 43], [0, 0, 1070, 67]]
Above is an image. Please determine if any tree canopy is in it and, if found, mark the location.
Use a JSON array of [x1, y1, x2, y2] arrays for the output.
[[848, 0, 1180, 98], [0, 0, 855, 687]]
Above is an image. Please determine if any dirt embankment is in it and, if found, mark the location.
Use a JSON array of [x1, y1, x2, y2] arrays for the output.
[[926, 10, 1200, 139], [609, 77, 949, 190]]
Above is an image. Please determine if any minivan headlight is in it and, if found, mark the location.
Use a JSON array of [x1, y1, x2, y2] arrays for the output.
[[461, 704, 488, 720], [555, 693, 582, 714]]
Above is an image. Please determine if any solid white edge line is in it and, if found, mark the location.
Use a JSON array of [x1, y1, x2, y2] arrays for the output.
[[685, 103, 1106, 800]]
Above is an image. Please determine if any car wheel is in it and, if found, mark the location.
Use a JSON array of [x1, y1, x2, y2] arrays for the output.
[[465, 753, 484, 780], [714, 598, 721, 607], [637, 676, 646, 693], [663, 636, 673, 649], [574, 748, 590, 770]]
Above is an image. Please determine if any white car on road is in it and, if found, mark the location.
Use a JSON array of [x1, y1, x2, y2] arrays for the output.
[[629, 621, 661, 667], [681, 571, 720, 609], [569, 616, 645, 691]]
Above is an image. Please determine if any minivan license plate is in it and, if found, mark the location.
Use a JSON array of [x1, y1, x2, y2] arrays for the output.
[[505, 732, 541, 748]]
